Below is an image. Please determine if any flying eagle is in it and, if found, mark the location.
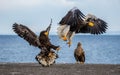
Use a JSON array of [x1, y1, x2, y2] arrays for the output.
[[74, 42, 85, 64], [57, 7, 108, 47], [12, 20, 60, 66]]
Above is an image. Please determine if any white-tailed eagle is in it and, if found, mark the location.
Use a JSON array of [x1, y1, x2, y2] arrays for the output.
[[74, 42, 85, 64]]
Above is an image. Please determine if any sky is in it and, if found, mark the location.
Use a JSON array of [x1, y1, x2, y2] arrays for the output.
[[0, 0, 120, 35]]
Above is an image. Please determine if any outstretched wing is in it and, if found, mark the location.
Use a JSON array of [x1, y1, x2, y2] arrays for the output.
[[13, 23, 41, 48], [59, 7, 107, 35], [59, 7, 85, 32], [46, 19, 52, 32], [76, 15, 108, 34]]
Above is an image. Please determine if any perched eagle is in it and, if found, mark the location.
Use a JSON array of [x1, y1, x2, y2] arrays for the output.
[[12, 20, 60, 66], [74, 42, 85, 64], [57, 7, 108, 47]]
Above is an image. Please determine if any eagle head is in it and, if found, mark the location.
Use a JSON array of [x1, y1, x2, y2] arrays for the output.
[[84, 14, 97, 27], [77, 42, 82, 47], [40, 31, 49, 36]]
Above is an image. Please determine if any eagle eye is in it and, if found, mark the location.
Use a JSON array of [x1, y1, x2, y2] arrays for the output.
[[86, 18, 91, 22]]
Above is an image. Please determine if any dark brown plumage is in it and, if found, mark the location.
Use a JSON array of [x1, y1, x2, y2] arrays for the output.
[[74, 42, 85, 64], [12, 20, 60, 66], [13, 23, 59, 51], [39, 31, 59, 51], [59, 7, 107, 34], [57, 7, 108, 47], [35, 47, 58, 67], [13, 23, 41, 47]]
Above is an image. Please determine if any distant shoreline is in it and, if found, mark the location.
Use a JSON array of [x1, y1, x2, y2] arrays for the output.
[[0, 63, 119, 75]]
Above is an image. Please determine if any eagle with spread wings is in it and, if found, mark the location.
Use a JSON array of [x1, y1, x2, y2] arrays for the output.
[[12, 19, 60, 66], [57, 7, 108, 47]]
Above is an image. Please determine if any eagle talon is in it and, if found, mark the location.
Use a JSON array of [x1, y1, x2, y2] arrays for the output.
[[80, 62, 84, 64], [56, 47, 60, 51], [61, 36, 67, 41], [76, 61, 79, 64], [67, 41, 72, 47]]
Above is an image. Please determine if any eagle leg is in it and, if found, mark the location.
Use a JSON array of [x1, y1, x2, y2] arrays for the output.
[[67, 41, 72, 47], [61, 35, 67, 41]]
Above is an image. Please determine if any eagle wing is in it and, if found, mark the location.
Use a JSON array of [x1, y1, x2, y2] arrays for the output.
[[76, 18, 108, 34], [59, 7, 107, 35], [59, 7, 85, 32], [13, 23, 41, 48]]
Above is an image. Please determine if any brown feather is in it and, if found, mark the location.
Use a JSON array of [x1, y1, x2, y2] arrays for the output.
[[13, 23, 41, 48], [74, 42, 85, 63]]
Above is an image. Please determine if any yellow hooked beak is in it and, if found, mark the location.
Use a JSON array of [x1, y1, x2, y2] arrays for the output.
[[44, 31, 49, 36], [88, 22, 94, 27], [61, 35, 67, 41]]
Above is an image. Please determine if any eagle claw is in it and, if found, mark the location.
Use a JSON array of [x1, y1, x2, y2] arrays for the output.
[[67, 41, 72, 47], [56, 47, 60, 51]]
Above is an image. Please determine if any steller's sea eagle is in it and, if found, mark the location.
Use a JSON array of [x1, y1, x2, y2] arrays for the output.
[[57, 7, 108, 47], [74, 42, 85, 64], [12, 19, 60, 66]]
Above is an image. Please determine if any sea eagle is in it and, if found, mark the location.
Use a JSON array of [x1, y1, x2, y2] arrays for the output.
[[57, 7, 108, 47], [74, 42, 85, 64], [12, 19, 60, 66]]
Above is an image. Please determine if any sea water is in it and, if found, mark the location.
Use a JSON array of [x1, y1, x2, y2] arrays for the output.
[[0, 35, 120, 64]]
